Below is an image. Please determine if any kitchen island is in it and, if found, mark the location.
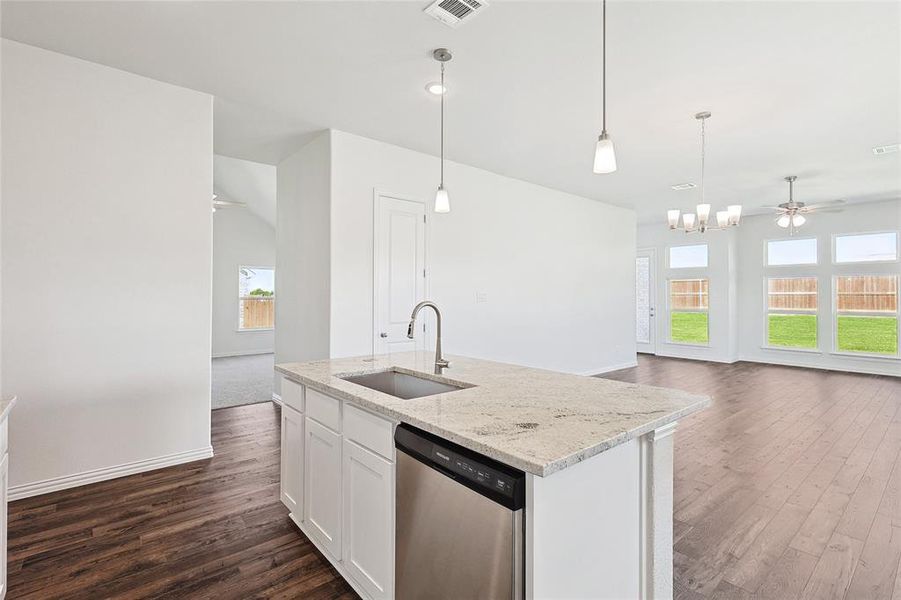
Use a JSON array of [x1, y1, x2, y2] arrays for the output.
[[276, 352, 709, 600]]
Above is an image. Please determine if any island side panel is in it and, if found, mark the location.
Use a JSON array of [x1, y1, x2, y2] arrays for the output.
[[640, 422, 677, 600], [525, 438, 641, 600]]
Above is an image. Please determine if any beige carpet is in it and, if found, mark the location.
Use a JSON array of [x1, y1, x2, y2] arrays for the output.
[[212, 353, 275, 410]]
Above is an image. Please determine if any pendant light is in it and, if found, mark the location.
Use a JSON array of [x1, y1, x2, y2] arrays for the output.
[[593, 0, 617, 174], [433, 48, 452, 213]]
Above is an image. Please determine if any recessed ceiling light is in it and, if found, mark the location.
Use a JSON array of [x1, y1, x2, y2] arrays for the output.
[[872, 143, 899, 155], [671, 182, 696, 191], [425, 82, 447, 95]]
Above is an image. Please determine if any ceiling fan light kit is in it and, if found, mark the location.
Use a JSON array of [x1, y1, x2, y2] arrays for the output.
[[667, 111, 742, 234]]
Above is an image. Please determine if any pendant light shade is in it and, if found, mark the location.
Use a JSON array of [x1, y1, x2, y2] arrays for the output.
[[593, 0, 617, 174], [432, 48, 452, 213], [777, 214, 791, 228], [434, 186, 450, 213], [593, 133, 617, 174]]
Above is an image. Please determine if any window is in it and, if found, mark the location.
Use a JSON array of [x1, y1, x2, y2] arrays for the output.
[[835, 232, 898, 264], [767, 238, 818, 266], [239, 266, 275, 330], [669, 278, 708, 344], [834, 275, 898, 356], [669, 244, 708, 269], [766, 278, 817, 349]]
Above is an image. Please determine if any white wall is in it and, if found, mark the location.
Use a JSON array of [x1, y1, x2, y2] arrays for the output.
[[638, 199, 901, 376], [1, 41, 213, 495], [329, 130, 637, 375], [275, 131, 331, 376], [212, 207, 275, 357], [637, 225, 739, 363]]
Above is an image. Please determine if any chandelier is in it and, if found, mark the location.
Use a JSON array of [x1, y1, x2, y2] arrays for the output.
[[667, 111, 741, 233]]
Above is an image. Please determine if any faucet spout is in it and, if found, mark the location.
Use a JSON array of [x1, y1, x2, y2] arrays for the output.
[[407, 301, 450, 374]]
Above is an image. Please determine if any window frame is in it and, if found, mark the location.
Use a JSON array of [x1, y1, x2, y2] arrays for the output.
[[667, 277, 710, 347], [830, 273, 900, 360], [762, 276, 820, 352], [237, 264, 276, 332], [831, 230, 900, 266], [667, 243, 709, 270], [764, 236, 819, 268]]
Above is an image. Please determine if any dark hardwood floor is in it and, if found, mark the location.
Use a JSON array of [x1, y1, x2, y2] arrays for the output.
[[7, 403, 357, 599], [605, 356, 901, 600], [8, 356, 900, 599]]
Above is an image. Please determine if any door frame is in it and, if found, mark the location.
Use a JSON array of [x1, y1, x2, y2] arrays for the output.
[[372, 189, 431, 355], [636, 247, 657, 355]]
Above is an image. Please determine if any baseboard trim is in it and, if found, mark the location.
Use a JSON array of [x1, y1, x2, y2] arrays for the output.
[[738, 355, 899, 377], [271, 393, 283, 406], [10, 446, 214, 501], [211, 350, 274, 358], [581, 360, 639, 377]]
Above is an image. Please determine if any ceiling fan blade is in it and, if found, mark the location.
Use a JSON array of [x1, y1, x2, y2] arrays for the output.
[[212, 199, 247, 208], [807, 207, 844, 214]]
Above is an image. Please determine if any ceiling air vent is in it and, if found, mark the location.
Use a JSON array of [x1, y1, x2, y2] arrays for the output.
[[671, 182, 697, 191], [872, 143, 899, 156], [424, 0, 487, 28]]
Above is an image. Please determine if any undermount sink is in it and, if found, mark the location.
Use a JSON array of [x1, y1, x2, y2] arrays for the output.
[[339, 369, 470, 400]]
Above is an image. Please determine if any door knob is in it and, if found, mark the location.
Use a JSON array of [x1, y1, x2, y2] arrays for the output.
[[380, 332, 388, 338]]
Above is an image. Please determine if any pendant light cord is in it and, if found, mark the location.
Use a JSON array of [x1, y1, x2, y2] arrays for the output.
[[440, 62, 445, 187], [602, 0, 607, 133], [699, 116, 706, 205]]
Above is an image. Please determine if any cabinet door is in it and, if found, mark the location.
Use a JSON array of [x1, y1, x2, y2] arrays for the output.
[[304, 418, 342, 558], [343, 440, 394, 600], [280, 406, 304, 517], [0, 453, 8, 600]]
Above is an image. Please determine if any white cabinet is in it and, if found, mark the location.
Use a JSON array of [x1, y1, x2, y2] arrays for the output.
[[280, 406, 304, 517], [343, 439, 394, 600], [304, 417, 343, 558]]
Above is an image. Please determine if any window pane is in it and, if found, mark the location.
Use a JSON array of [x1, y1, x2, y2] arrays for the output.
[[669, 244, 708, 269], [835, 232, 898, 263], [837, 316, 898, 355], [835, 275, 898, 355], [767, 238, 817, 266], [239, 266, 275, 330], [669, 278, 708, 344], [768, 315, 817, 348], [767, 277, 817, 348], [835, 275, 897, 313], [671, 313, 709, 344], [767, 277, 817, 311], [636, 257, 650, 344]]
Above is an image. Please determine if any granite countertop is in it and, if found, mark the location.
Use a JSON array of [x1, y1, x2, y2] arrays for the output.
[[276, 352, 709, 477]]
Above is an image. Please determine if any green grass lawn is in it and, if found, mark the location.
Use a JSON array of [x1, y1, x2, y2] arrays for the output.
[[671, 312, 708, 344], [768, 314, 817, 349], [837, 316, 898, 355]]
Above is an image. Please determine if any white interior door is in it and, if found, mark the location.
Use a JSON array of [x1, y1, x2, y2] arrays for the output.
[[374, 194, 427, 354], [636, 248, 657, 354]]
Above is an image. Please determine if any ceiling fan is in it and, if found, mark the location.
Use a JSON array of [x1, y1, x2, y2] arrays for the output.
[[764, 176, 845, 235], [211, 194, 246, 213]]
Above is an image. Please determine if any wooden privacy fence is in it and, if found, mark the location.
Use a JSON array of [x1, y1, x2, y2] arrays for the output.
[[836, 276, 898, 313], [670, 279, 709, 310], [241, 297, 275, 329], [767, 276, 898, 313]]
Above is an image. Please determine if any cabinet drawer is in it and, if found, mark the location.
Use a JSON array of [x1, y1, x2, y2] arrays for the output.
[[306, 387, 341, 432], [344, 404, 394, 461], [281, 378, 304, 413]]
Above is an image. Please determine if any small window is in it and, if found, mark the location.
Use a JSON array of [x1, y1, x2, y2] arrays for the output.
[[834, 275, 898, 356], [669, 244, 708, 269], [766, 277, 817, 349], [669, 278, 709, 344], [834, 232, 898, 263], [767, 238, 818, 266], [239, 266, 275, 330]]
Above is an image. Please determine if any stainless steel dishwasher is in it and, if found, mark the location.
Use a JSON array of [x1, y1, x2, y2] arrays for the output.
[[395, 423, 525, 600]]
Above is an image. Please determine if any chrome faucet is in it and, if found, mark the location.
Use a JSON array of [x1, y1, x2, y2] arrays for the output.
[[407, 301, 450, 374]]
